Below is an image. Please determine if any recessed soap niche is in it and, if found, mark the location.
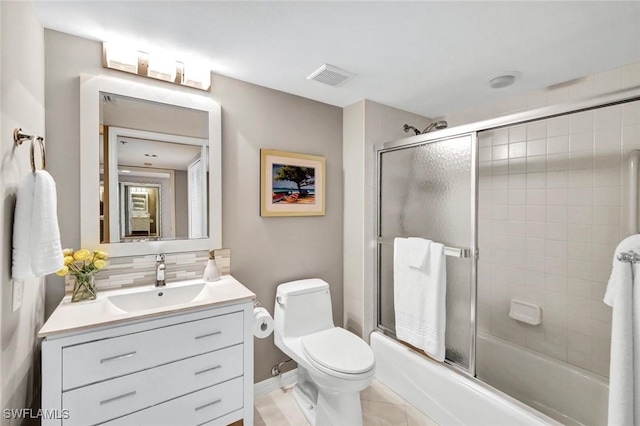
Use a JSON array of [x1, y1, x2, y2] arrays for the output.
[[64, 249, 230, 293]]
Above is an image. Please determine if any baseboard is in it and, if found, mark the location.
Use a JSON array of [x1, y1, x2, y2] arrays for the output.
[[254, 368, 298, 396]]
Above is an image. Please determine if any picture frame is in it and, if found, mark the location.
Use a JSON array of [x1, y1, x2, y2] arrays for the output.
[[260, 149, 326, 217]]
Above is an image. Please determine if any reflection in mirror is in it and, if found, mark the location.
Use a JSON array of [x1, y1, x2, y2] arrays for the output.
[[99, 92, 209, 243]]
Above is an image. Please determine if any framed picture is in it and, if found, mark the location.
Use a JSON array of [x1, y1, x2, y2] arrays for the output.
[[260, 149, 326, 217]]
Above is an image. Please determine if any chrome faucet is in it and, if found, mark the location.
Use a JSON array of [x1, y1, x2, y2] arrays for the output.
[[155, 254, 166, 287]]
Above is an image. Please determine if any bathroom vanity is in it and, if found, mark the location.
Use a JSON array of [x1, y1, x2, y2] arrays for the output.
[[39, 276, 255, 426]]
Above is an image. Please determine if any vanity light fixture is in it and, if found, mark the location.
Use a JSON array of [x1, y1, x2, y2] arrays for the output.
[[102, 42, 211, 91]]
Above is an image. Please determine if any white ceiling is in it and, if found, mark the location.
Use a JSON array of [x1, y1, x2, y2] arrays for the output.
[[33, 1, 640, 118]]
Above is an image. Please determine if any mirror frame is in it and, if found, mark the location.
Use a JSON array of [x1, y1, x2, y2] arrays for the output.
[[80, 74, 222, 256]]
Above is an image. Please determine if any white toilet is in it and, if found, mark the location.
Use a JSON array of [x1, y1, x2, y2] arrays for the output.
[[274, 278, 375, 426]]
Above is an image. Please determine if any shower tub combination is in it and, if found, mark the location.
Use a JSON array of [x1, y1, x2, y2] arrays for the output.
[[371, 92, 640, 425]]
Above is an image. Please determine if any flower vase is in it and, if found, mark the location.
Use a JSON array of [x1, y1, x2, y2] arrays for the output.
[[71, 273, 97, 302]]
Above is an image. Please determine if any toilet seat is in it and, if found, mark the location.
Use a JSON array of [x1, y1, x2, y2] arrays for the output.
[[301, 327, 375, 374]]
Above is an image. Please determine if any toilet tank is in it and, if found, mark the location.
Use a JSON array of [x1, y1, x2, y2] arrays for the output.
[[274, 279, 335, 341]]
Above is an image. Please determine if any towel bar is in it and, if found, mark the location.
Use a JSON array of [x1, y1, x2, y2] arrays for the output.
[[376, 237, 473, 258], [617, 251, 640, 263]]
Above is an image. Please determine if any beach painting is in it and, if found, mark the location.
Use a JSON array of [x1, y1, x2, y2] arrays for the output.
[[261, 149, 325, 217]]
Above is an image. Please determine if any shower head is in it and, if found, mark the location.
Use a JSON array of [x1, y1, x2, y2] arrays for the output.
[[403, 124, 421, 136], [422, 121, 448, 134]]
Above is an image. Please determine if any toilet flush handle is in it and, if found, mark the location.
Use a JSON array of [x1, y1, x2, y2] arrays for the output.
[[276, 296, 285, 307]]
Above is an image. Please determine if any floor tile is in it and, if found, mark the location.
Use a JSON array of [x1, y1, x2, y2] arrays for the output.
[[360, 378, 406, 405], [362, 400, 407, 426]]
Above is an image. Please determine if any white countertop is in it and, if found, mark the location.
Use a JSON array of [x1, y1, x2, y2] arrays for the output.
[[38, 275, 256, 338]]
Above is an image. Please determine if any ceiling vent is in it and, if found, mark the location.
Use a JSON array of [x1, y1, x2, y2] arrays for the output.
[[307, 64, 355, 87]]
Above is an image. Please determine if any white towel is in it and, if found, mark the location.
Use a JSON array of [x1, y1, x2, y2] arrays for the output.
[[12, 171, 64, 280], [406, 237, 431, 268], [604, 234, 640, 426], [394, 237, 447, 361]]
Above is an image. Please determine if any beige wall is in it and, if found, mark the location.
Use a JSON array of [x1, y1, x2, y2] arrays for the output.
[[342, 99, 431, 339], [44, 30, 343, 382], [0, 1, 46, 421]]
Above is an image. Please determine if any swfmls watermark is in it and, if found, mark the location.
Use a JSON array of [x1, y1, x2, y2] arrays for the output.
[[3, 409, 70, 420]]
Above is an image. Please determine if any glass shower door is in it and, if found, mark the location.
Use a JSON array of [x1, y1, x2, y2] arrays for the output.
[[377, 133, 476, 370]]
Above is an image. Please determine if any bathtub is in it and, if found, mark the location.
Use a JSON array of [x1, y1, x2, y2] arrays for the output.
[[371, 331, 572, 426]]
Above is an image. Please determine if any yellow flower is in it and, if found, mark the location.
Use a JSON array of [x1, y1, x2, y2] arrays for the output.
[[94, 251, 109, 260], [93, 259, 107, 270], [62, 248, 74, 256], [73, 249, 91, 261], [64, 256, 74, 266], [55, 266, 69, 276]]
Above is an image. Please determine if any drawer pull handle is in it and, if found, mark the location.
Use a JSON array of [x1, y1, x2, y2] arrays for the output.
[[194, 364, 222, 376], [100, 351, 137, 364], [100, 391, 137, 405], [195, 331, 222, 340], [195, 398, 222, 412]]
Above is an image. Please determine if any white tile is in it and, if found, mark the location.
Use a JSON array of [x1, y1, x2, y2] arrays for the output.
[[526, 222, 545, 239], [492, 189, 508, 205], [547, 152, 569, 172], [526, 205, 545, 222], [509, 125, 527, 143], [509, 173, 527, 189], [569, 132, 594, 152], [493, 129, 509, 145], [546, 188, 568, 205], [570, 111, 595, 134], [592, 262, 613, 283], [568, 331, 592, 354], [508, 190, 526, 205], [568, 188, 593, 206], [591, 319, 612, 340], [507, 220, 526, 238], [594, 105, 621, 130], [622, 101, 640, 126], [526, 254, 546, 273], [546, 274, 568, 293], [509, 158, 526, 174], [546, 326, 568, 347], [526, 270, 546, 288], [568, 259, 592, 280], [492, 175, 509, 189], [594, 127, 622, 149], [493, 160, 509, 175], [622, 124, 640, 149], [546, 206, 568, 223], [527, 121, 547, 141], [546, 222, 568, 241], [508, 205, 526, 221], [568, 169, 593, 188], [479, 133, 493, 148], [591, 282, 608, 302], [526, 189, 546, 205], [547, 135, 569, 155], [509, 142, 527, 158], [526, 238, 546, 256], [568, 278, 592, 299], [546, 291, 568, 311], [527, 138, 546, 157], [493, 145, 508, 161], [568, 206, 592, 224], [567, 297, 592, 317], [546, 342, 568, 362], [546, 240, 567, 258], [592, 301, 613, 323], [567, 242, 592, 261], [592, 167, 620, 187], [526, 172, 546, 189], [507, 236, 526, 252], [546, 309, 568, 329], [592, 244, 615, 264], [546, 171, 568, 188], [592, 225, 619, 245], [479, 147, 492, 162], [491, 205, 508, 220], [593, 187, 620, 205], [525, 286, 545, 308], [591, 355, 610, 378], [527, 155, 547, 172], [547, 116, 569, 137]]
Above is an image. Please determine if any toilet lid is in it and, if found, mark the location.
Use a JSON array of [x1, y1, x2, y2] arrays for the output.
[[301, 328, 375, 374]]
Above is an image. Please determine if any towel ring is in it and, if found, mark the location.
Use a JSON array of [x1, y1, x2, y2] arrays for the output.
[[30, 137, 45, 173]]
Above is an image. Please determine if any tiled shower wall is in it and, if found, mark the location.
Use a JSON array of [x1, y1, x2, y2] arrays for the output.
[[65, 249, 231, 293], [477, 100, 640, 377]]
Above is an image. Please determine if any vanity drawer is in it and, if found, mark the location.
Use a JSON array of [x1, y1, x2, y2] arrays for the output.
[[62, 344, 243, 426], [102, 376, 243, 426], [62, 311, 243, 390]]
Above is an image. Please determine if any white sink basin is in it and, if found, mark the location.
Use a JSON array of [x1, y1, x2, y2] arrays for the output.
[[107, 283, 206, 313]]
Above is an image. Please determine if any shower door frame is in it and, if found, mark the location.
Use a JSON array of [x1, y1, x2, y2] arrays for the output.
[[374, 132, 479, 375], [372, 85, 640, 378]]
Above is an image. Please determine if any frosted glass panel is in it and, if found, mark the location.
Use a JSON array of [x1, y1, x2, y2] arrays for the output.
[[378, 134, 474, 369]]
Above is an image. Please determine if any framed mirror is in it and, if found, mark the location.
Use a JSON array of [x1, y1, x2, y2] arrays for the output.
[[81, 74, 221, 257]]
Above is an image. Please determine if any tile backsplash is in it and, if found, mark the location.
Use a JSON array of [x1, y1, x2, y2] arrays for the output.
[[65, 249, 231, 293]]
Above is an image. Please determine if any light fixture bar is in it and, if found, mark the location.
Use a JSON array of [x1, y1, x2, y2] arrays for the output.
[[102, 42, 211, 91]]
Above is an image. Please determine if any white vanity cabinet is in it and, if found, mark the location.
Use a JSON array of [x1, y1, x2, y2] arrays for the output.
[[41, 300, 254, 426]]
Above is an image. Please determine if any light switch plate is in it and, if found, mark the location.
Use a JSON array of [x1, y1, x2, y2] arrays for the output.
[[12, 280, 23, 312]]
